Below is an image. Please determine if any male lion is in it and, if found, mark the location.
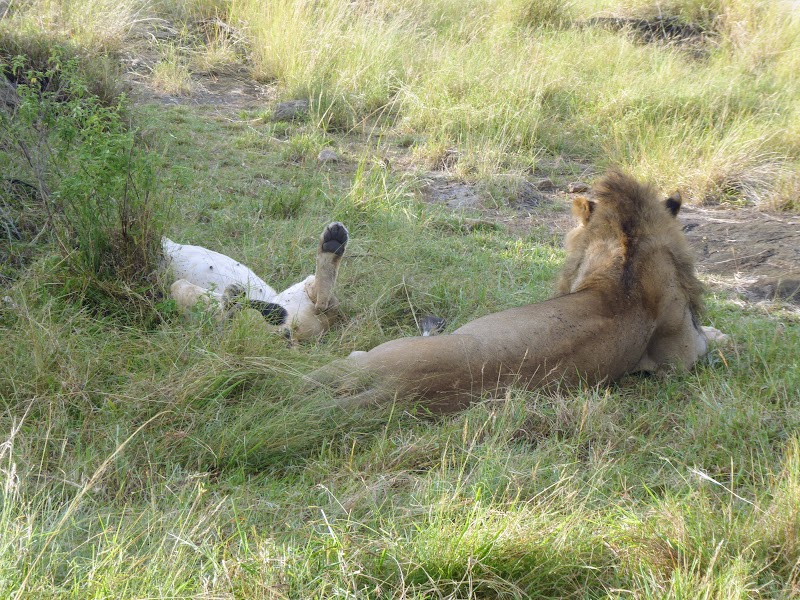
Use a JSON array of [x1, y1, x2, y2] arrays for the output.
[[308, 170, 726, 412], [163, 222, 348, 340]]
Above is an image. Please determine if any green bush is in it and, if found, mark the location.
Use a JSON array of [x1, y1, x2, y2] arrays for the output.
[[1, 51, 165, 307]]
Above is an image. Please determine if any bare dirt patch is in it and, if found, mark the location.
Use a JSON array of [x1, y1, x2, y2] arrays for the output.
[[422, 175, 483, 210], [586, 16, 714, 48], [681, 207, 800, 303], [125, 59, 275, 110]]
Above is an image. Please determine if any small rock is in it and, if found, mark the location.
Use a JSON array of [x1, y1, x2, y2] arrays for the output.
[[317, 149, 339, 163], [513, 181, 552, 209], [568, 181, 590, 193], [271, 99, 309, 122], [531, 177, 556, 191]]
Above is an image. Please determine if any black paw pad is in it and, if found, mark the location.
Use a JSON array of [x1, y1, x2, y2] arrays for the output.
[[321, 222, 349, 256]]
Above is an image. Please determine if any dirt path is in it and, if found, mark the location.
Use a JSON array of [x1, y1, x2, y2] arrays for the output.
[[125, 56, 276, 109], [680, 206, 800, 303]]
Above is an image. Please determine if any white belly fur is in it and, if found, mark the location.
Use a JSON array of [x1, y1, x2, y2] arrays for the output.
[[162, 238, 278, 301], [273, 276, 328, 339]]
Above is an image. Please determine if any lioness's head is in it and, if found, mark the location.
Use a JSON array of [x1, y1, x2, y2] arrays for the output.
[[556, 169, 704, 319]]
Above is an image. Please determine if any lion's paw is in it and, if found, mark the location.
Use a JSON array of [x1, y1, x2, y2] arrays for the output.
[[320, 222, 348, 256], [419, 315, 446, 337], [702, 326, 730, 345], [222, 283, 246, 303]]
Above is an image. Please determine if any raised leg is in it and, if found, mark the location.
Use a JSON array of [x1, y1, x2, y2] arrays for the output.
[[305, 222, 348, 314]]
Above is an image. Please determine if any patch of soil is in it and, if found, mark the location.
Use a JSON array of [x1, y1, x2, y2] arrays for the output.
[[420, 157, 595, 214], [585, 15, 716, 53], [680, 207, 800, 303], [124, 56, 275, 110], [422, 175, 482, 210]]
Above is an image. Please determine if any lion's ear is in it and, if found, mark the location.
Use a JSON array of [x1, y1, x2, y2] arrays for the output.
[[665, 192, 682, 217], [572, 196, 595, 225]]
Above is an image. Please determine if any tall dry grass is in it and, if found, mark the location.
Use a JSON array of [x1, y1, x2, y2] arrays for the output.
[[223, 0, 800, 207], [2, 0, 153, 52]]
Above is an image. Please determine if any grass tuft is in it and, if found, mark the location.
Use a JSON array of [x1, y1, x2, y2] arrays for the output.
[[151, 43, 195, 96]]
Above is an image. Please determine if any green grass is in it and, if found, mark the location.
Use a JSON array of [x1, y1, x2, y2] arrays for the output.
[[223, 0, 800, 209], [151, 42, 195, 96], [2, 1, 800, 597], [2, 100, 799, 598]]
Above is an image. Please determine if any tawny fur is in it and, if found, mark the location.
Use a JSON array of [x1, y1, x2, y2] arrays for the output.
[[307, 170, 725, 413]]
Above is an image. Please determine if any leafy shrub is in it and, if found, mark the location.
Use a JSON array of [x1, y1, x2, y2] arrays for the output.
[[0, 51, 165, 309], [0, 28, 126, 105]]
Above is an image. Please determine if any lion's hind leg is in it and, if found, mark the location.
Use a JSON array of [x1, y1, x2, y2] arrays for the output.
[[303, 356, 363, 392], [334, 388, 395, 409], [305, 222, 348, 314]]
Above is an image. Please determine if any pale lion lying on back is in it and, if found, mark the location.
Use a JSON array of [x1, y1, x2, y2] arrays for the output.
[[163, 222, 348, 341], [308, 170, 726, 412]]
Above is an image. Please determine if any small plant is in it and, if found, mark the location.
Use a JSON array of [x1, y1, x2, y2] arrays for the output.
[[507, 0, 573, 28], [280, 131, 327, 164], [152, 43, 194, 96], [0, 28, 126, 105], [189, 16, 246, 75], [261, 182, 315, 219], [330, 153, 415, 227]]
